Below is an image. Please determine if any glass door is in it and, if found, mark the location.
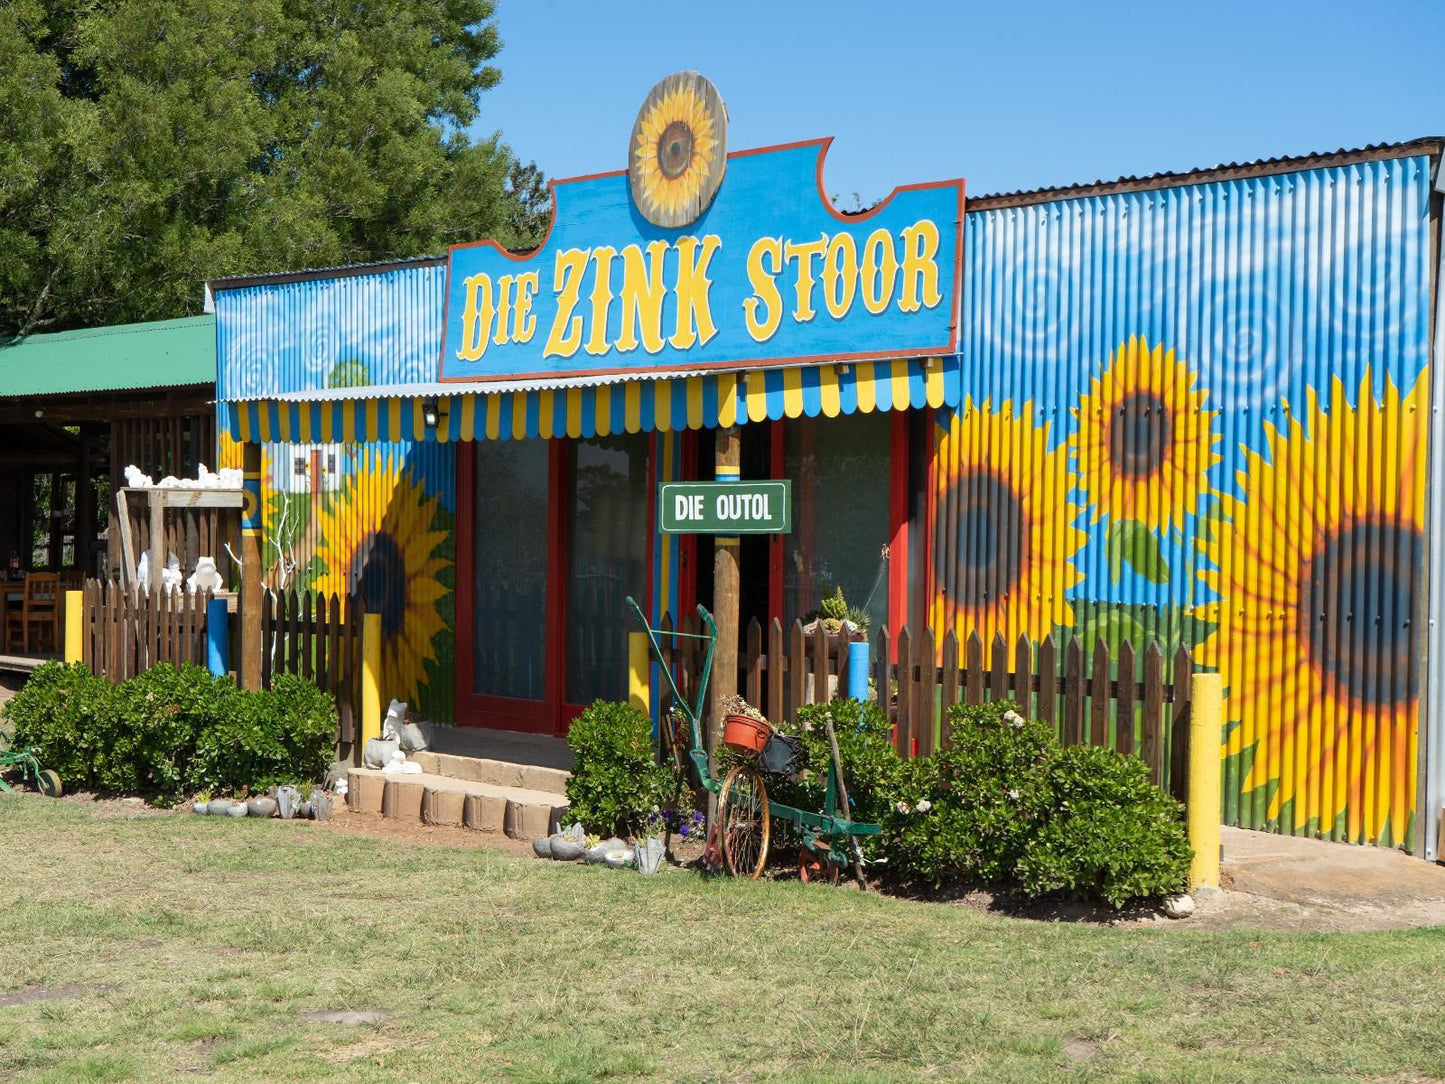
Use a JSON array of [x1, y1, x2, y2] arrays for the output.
[[564, 434, 651, 711], [464, 439, 553, 731]]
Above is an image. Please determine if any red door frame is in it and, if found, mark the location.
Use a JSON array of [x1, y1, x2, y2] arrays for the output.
[[455, 436, 658, 736], [455, 441, 562, 733]]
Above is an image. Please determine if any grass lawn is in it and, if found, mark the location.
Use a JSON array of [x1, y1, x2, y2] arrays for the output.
[[1, 797, 1442, 1083]]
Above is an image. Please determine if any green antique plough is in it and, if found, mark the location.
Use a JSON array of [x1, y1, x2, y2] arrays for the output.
[[626, 597, 878, 888], [0, 739, 62, 798]]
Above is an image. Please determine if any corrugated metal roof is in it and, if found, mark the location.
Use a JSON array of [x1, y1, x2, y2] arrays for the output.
[[967, 137, 1443, 210], [0, 315, 215, 398], [220, 369, 711, 403]]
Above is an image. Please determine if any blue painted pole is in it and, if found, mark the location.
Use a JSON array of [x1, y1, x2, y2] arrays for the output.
[[848, 640, 870, 702], [207, 597, 229, 677]]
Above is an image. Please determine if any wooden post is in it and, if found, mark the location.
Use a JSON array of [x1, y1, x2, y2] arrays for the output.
[[361, 611, 383, 749], [1187, 672, 1223, 889], [708, 425, 741, 755], [239, 441, 264, 690], [628, 631, 650, 715], [64, 590, 83, 663]]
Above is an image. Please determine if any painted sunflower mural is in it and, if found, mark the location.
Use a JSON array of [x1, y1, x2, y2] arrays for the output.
[[931, 398, 1086, 660], [1072, 337, 1220, 536], [313, 451, 452, 712], [628, 73, 726, 228], [1198, 370, 1425, 846]]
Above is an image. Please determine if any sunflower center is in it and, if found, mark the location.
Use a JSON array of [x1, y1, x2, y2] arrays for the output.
[[1108, 391, 1172, 479], [354, 531, 407, 639], [1300, 519, 1421, 709], [657, 120, 694, 179], [952, 470, 1026, 604]]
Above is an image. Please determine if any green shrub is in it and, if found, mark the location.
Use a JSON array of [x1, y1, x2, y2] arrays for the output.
[[103, 663, 233, 798], [1016, 744, 1192, 908], [768, 698, 901, 845], [883, 702, 1056, 885], [2, 662, 115, 790], [564, 701, 673, 837], [2, 662, 337, 800], [191, 675, 338, 794]]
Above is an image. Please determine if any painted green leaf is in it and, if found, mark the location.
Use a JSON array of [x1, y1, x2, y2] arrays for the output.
[[1106, 519, 1170, 585], [1077, 609, 1150, 656]]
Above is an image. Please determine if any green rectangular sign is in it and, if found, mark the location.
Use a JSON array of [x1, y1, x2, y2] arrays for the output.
[[658, 480, 792, 535]]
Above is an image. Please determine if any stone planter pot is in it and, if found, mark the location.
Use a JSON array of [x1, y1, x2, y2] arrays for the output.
[[363, 738, 399, 769], [550, 838, 584, 862], [634, 836, 666, 875], [206, 798, 234, 816], [275, 785, 300, 820], [311, 793, 334, 822], [247, 796, 277, 818], [227, 802, 248, 818]]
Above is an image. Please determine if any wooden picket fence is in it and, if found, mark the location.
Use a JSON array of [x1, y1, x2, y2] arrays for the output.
[[81, 579, 213, 681], [80, 580, 364, 746], [261, 587, 365, 743], [655, 614, 1193, 800], [878, 627, 1193, 800]]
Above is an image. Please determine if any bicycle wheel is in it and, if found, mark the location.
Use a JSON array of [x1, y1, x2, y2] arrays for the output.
[[717, 763, 770, 879]]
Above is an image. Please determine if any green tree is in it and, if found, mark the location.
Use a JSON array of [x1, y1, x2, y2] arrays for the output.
[[0, 0, 545, 338]]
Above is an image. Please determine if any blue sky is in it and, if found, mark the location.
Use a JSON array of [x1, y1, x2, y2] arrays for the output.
[[475, 0, 1445, 201]]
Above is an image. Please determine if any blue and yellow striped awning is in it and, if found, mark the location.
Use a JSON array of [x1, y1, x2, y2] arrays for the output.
[[223, 357, 960, 444]]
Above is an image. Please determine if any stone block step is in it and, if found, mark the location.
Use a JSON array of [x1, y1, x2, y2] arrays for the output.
[[345, 768, 567, 840], [405, 751, 569, 797]]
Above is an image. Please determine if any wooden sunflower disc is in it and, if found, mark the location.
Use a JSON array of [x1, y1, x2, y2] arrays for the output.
[[628, 71, 728, 229]]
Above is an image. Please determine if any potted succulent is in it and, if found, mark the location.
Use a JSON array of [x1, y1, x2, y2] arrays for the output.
[[804, 586, 871, 644]]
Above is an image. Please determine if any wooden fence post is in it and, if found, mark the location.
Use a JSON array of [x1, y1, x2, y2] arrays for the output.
[[360, 611, 382, 750], [64, 591, 83, 663], [1187, 672, 1223, 889]]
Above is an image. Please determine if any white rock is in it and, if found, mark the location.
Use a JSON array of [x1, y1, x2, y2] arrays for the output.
[[1162, 893, 1195, 919]]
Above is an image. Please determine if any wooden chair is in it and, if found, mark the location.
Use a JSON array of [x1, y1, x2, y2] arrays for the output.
[[4, 573, 60, 654]]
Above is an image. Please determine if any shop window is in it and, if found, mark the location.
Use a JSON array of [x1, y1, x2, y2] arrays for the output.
[[565, 434, 650, 704], [783, 413, 891, 631], [471, 441, 550, 700]]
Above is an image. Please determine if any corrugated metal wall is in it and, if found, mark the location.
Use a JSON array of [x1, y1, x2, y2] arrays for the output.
[[946, 154, 1435, 849], [216, 264, 457, 722], [216, 262, 446, 399]]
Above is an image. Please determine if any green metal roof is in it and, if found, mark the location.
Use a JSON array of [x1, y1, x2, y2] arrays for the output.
[[0, 315, 215, 398]]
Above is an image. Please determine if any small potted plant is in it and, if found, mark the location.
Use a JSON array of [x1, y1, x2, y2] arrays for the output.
[[634, 810, 667, 875]]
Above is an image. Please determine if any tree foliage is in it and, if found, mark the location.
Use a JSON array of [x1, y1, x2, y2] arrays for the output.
[[0, 0, 546, 337]]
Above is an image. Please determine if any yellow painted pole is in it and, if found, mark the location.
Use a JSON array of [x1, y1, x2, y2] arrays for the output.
[[628, 632, 650, 714], [64, 590, 83, 663], [360, 612, 382, 748], [1187, 672, 1223, 889]]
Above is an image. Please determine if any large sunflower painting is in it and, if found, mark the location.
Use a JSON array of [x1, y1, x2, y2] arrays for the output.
[[628, 72, 727, 228], [931, 399, 1086, 660], [1072, 338, 1220, 535], [1198, 370, 1425, 846], [313, 452, 451, 710]]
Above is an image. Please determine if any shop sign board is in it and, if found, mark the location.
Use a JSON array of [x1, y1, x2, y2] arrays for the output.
[[440, 140, 963, 385], [658, 480, 791, 535]]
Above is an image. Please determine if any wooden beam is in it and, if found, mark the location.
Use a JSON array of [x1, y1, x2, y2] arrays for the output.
[[0, 386, 212, 426], [708, 425, 741, 757], [239, 441, 263, 690]]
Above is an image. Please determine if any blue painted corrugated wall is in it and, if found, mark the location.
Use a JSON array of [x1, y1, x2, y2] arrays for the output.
[[943, 155, 1434, 849]]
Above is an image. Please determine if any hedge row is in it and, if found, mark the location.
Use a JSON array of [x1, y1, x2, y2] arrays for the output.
[[2, 662, 336, 802]]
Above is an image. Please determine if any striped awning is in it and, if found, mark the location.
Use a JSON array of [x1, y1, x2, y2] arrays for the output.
[[223, 357, 960, 444]]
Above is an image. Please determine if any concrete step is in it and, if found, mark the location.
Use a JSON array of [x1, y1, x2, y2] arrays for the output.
[[405, 750, 569, 797], [346, 768, 568, 839]]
